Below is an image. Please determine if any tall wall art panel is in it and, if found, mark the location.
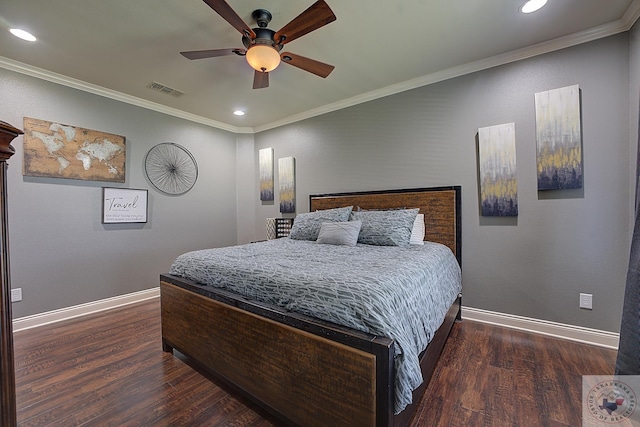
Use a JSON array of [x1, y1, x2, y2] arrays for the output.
[[278, 156, 295, 214], [259, 147, 274, 201], [478, 122, 518, 216], [534, 84, 582, 190]]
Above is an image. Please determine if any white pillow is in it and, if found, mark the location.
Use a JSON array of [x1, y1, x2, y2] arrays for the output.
[[316, 221, 362, 246], [410, 214, 425, 245]]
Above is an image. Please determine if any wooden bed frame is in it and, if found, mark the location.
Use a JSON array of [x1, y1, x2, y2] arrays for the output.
[[161, 186, 462, 427]]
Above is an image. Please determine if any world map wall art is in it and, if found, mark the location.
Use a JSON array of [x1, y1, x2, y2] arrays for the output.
[[23, 117, 126, 182]]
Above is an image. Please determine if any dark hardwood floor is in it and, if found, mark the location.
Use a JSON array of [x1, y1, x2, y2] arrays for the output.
[[13, 298, 616, 426]]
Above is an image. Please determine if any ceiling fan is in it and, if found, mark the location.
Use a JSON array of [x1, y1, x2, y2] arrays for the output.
[[181, 0, 336, 89]]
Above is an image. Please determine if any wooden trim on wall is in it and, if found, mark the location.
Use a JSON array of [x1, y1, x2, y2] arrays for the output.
[[0, 121, 22, 427]]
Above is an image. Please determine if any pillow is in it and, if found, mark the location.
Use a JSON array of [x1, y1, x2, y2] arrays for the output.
[[350, 208, 419, 247], [410, 214, 425, 245], [289, 206, 353, 241], [316, 221, 362, 246]]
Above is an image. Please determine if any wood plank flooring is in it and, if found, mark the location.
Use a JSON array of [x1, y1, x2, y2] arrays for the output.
[[13, 298, 616, 426]]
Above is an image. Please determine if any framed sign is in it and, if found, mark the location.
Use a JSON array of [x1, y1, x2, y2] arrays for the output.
[[102, 187, 148, 224]]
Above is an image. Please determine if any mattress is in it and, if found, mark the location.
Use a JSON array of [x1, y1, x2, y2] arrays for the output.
[[169, 237, 462, 413]]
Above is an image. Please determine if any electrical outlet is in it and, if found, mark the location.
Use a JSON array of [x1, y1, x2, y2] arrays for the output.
[[10, 288, 22, 302], [580, 293, 592, 310]]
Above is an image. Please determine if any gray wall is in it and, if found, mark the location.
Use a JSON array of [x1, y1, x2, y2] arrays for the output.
[[0, 67, 239, 318], [252, 33, 631, 333]]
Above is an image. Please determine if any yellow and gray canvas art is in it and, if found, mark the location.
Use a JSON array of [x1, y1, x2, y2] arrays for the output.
[[535, 84, 582, 190], [278, 157, 295, 213], [478, 122, 518, 216], [259, 147, 274, 201]]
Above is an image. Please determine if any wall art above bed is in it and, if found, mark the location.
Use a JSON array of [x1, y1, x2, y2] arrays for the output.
[[259, 147, 274, 201], [278, 156, 295, 213], [534, 84, 583, 190], [477, 122, 518, 216], [23, 117, 126, 182]]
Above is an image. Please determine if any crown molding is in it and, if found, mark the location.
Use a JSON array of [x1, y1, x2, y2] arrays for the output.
[[0, 56, 249, 134], [623, 0, 640, 28], [255, 11, 638, 132]]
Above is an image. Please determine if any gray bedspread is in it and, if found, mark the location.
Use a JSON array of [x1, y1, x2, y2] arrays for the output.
[[169, 238, 462, 414]]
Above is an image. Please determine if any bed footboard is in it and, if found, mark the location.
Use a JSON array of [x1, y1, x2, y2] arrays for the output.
[[161, 278, 396, 427]]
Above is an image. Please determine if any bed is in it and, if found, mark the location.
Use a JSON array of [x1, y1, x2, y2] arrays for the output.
[[160, 186, 462, 427]]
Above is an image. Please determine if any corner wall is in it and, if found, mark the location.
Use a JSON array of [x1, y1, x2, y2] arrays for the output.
[[630, 20, 640, 232], [0, 67, 238, 318], [252, 33, 631, 332]]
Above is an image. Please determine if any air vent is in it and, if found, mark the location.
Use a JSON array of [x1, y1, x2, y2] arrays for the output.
[[146, 81, 184, 97]]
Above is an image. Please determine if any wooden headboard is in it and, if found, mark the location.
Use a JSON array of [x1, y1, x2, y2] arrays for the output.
[[310, 186, 462, 266]]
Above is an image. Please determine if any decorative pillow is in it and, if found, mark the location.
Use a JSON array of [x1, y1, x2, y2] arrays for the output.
[[316, 221, 362, 246], [410, 214, 425, 245], [289, 206, 353, 241], [350, 208, 419, 246]]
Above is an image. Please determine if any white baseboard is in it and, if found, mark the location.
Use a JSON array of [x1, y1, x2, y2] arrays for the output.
[[12, 287, 160, 332], [462, 306, 620, 350]]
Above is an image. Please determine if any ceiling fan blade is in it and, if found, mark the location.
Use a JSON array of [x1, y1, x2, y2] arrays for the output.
[[281, 52, 335, 78], [274, 0, 336, 46], [180, 48, 244, 60], [253, 70, 269, 89], [202, 0, 256, 39]]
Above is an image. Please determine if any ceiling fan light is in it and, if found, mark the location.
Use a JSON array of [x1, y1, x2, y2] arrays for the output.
[[246, 45, 280, 72]]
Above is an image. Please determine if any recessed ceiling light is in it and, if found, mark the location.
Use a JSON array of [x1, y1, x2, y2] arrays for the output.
[[521, 0, 547, 13], [233, 110, 245, 116], [9, 28, 36, 42]]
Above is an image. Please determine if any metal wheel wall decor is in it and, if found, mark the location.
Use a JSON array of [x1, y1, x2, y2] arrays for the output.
[[144, 143, 198, 195]]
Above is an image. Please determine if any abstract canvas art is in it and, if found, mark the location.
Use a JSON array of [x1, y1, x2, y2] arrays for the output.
[[259, 147, 274, 201], [278, 157, 295, 213], [534, 84, 582, 190], [478, 123, 518, 216]]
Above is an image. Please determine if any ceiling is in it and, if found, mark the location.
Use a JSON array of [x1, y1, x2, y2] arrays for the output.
[[0, 0, 639, 133]]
